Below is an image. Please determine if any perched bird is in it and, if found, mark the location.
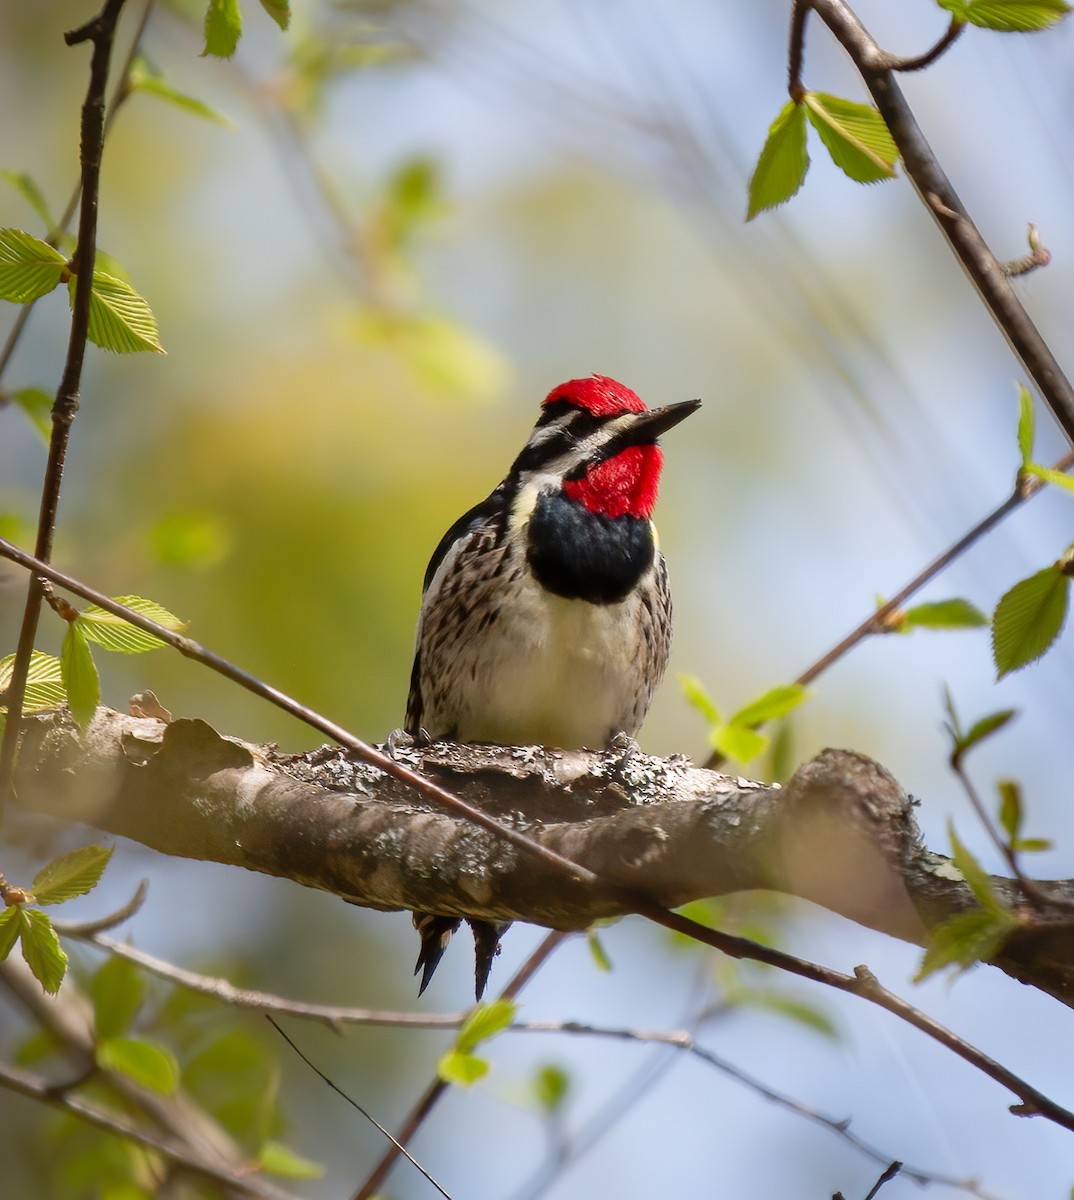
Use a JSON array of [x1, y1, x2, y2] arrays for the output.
[[405, 374, 699, 997]]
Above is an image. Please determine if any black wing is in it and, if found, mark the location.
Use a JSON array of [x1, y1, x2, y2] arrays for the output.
[[421, 483, 508, 593]]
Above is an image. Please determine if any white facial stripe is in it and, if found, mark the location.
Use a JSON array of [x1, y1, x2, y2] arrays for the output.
[[538, 410, 639, 477]]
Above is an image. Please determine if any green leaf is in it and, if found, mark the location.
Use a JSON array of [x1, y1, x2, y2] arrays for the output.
[[0, 650, 66, 714], [938, 0, 1071, 31], [747, 100, 809, 220], [954, 708, 1017, 761], [97, 1036, 179, 1094], [915, 907, 1019, 980], [1017, 384, 1035, 469], [0, 228, 68, 302], [204, 0, 243, 58], [128, 55, 236, 129], [92, 955, 144, 1041], [534, 1063, 570, 1114], [0, 906, 24, 961], [257, 1140, 323, 1179], [73, 270, 165, 355], [587, 929, 613, 972], [455, 999, 517, 1053], [735, 990, 839, 1040], [10, 386, 52, 441], [1025, 462, 1074, 495], [0, 171, 57, 234], [997, 779, 1022, 842], [76, 596, 186, 653], [902, 599, 988, 631], [61, 623, 100, 733], [149, 510, 231, 569], [992, 564, 1070, 677], [678, 674, 721, 726], [1013, 836, 1053, 852], [258, 0, 291, 31], [731, 682, 809, 727], [803, 92, 898, 183], [31, 843, 112, 906], [709, 722, 768, 764], [948, 823, 1005, 914], [437, 1049, 489, 1088], [20, 908, 67, 994]]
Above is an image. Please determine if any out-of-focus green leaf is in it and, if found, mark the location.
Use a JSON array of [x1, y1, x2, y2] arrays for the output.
[[76, 596, 185, 653], [128, 54, 236, 129], [678, 674, 721, 726], [257, 1140, 322, 1179], [803, 92, 898, 182], [92, 955, 145, 1041], [258, 0, 290, 30], [735, 990, 840, 1040], [455, 999, 517, 1053], [0, 906, 24, 961], [731, 683, 809, 727], [992, 564, 1070, 677], [533, 1063, 570, 1114], [61, 623, 100, 732], [97, 1036, 179, 1094], [437, 1049, 489, 1088], [203, 0, 242, 58], [1026, 462, 1074, 495], [587, 929, 613, 972], [20, 908, 67, 994], [9, 386, 52, 441], [31, 844, 112, 906], [997, 779, 1022, 842], [938, 0, 1071, 31], [915, 908, 1019, 980], [0, 171, 57, 234], [0, 227, 67, 302], [902, 599, 988, 630], [948, 823, 1005, 913], [149, 510, 232, 569], [710, 722, 767, 764], [951, 708, 1017, 763], [747, 100, 809, 220], [1017, 384, 1035, 469]]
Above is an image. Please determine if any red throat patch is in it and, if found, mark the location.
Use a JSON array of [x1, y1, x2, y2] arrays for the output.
[[563, 444, 664, 519]]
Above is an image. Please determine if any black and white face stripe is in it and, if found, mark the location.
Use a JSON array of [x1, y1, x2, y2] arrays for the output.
[[508, 402, 648, 482]]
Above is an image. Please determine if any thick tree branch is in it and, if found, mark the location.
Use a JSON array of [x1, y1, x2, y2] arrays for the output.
[[16, 708, 1074, 1013]]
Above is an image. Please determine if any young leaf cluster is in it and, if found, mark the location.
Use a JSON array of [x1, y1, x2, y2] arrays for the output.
[[0, 845, 112, 994], [437, 999, 518, 1089], [681, 676, 808, 765], [203, 0, 291, 59], [937, 0, 1071, 32], [0, 227, 163, 354]]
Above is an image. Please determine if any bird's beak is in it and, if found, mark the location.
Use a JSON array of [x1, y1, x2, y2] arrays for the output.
[[622, 398, 701, 445]]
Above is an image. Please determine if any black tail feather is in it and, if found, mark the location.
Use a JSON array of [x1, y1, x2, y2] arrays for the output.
[[413, 913, 461, 996]]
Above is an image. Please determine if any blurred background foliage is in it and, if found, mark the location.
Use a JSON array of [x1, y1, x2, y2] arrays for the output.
[[2, 1, 1074, 1196]]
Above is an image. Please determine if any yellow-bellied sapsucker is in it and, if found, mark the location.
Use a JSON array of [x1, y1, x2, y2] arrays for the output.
[[405, 374, 699, 997]]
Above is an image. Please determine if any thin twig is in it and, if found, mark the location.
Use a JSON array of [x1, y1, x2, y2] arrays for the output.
[[4, 539, 1074, 1137], [0, 0, 131, 825], [266, 1016, 453, 1200], [49, 879, 149, 936], [879, 16, 964, 73], [0, 1058, 299, 1199], [350, 931, 567, 1200]]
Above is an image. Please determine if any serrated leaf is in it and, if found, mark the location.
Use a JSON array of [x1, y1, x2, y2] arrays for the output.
[[204, 0, 242, 58], [128, 55, 236, 129], [61, 623, 100, 732], [76, 596, 186, 653], [732, 682, 809, 727], [72, 270, 165, 355], [0, 228, 68, 303], [20, 908, 67, 994], [437, 1049, 489, 1088], [949, 823, 1005, 914], [803, 92, 898, 183], [938, 0, 1071, 32], [92, 955, 144, 1041], [10, 386, 52, 441], [97, 1036, 179, 1094], [534, 1063, 570, 1113], [257, 1140, 323, 1179], [0, 906, 24, 961], [997, 779, 1022, 842], [915, 908, 1019, 981], [903, 599, 988, 631], [1026, 462, 1074, 495], [587, 929, 613, 972], [747, 100, 809, 220], [955, 708, 1017, 760], [0, 650, 67, 714], [259, 0, 291, 31], [678, 673, 721, 726], [0, 172, 57, 234], [992, 564, 1070, 677], [710, 722, 768, 764], [455, 998, 517, 1053], [1017, 384, 1035, 469], [31, 843, 112, 906]]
